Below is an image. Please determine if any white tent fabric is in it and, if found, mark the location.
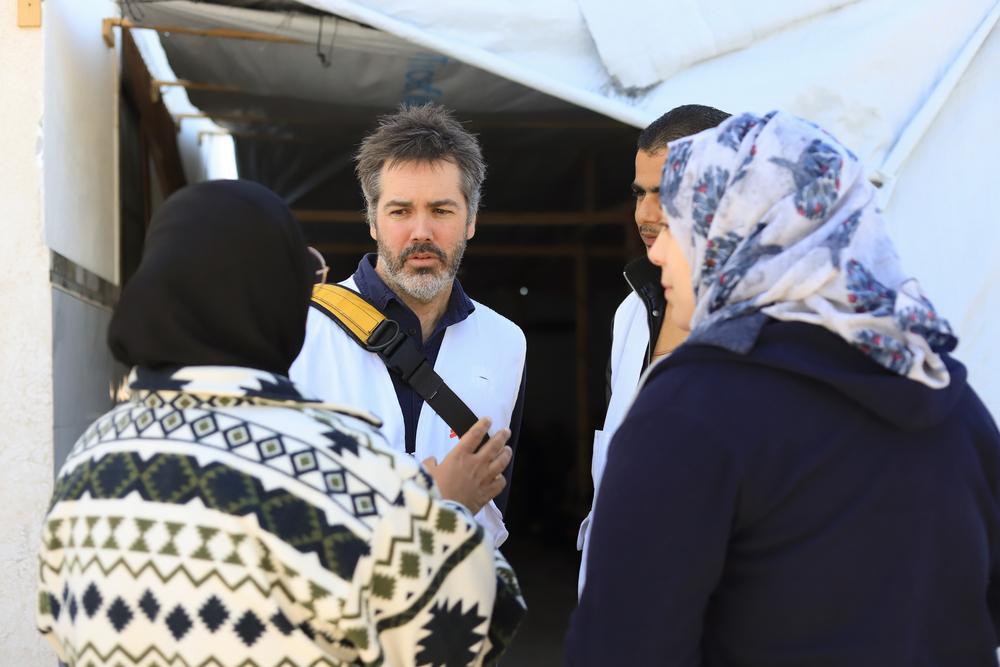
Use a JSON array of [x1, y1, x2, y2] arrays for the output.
[[579, 0, 861, 90], [132, 0, 1000, 415], [294, 0, 1000, 417], [300, 0, 995, 169], [127, 1, 580, 114], [881, 20, 1000, 413]]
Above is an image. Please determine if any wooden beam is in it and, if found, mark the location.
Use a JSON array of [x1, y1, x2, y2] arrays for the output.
[[584, 152, 597, 213], [479, 209, 631, 227], [139, 131, 152, 231], [174, 112, 280, 125], [467, 118, 626, 131], [197, 130, 310, 145], [151, 79, 243, 103], [197, 130, 230, 146], [295, 209, 631, 227], [153, 79, 243, 93], [574, 245, 591, 507], [174, 112, 628, 132], [467, 245, 622, 258], [311, 243, 623, 259], [174, 112, 336, 131], [294, 210, 364, 223], [103, 17, 304, 48], [623, 215, 644, 256]]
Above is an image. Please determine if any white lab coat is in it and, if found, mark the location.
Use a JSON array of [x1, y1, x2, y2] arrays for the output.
[[290, 277, 526, 546], [578, 291, 651, 595]]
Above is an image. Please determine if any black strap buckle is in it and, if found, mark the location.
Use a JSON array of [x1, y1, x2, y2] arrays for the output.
[[367, 319, 432, 389], [365, 319, 403, 353]]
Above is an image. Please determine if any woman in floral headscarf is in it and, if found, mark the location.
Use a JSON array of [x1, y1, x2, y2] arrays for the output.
[[567, 112, 1000, 666]]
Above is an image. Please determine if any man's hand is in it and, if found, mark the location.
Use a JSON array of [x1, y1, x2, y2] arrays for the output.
[[422, 418, 512, 514]]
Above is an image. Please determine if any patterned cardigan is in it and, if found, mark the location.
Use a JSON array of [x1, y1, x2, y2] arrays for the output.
[[37, 366, 525, 666]]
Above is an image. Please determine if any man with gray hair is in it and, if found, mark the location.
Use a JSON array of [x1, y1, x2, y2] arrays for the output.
[[291, 105, 526, 547]]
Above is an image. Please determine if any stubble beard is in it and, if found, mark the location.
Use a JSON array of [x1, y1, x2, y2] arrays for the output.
[[637, 223, 660, 246], [376, 234, 467, 304]]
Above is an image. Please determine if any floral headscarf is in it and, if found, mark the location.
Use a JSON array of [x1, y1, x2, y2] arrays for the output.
[[660, 111, 956, 388]]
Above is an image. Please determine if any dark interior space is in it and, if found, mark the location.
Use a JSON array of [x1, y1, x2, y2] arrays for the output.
[[118, 2, 648, 660], [265, 140, 642, 666]]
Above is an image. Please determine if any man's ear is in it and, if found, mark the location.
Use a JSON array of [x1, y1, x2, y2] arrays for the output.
[[466, 215, 477, 241], [369, 221, 378, 242]]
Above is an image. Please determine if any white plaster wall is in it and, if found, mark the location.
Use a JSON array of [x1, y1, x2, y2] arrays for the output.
[[0, 5, 56, 665], [43, 0, 120, 284], [882, 22, 1000, 419]]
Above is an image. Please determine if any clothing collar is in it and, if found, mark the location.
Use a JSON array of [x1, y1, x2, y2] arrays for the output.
[[654, 320, 969, 431], [352, 253, 476, 333], [129, 365, 313, 402], [127, 365, 383, 425], [623, 255, 665, 311]]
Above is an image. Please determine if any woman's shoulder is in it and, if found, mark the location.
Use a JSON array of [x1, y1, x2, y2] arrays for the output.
[[643, 341, 809, 408]]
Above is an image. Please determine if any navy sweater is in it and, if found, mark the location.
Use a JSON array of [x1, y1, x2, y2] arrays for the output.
[[567, 320, 1000, 666]]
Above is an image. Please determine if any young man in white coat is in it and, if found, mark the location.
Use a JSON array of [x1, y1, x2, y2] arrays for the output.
[[577, 105, 730, 594], [291, 105, 526, 547]]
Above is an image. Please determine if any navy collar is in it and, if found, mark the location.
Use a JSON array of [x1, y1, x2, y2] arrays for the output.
[[351, 253, 475, 335]]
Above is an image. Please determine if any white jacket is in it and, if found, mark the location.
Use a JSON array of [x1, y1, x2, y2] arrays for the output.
[[577, 290, 652, 595], [290, 277, 526, 547]]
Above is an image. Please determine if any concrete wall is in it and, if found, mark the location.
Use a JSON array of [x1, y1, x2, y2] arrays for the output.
[[0, 3, 55, 664], [43, 0, 122, 469], [882, 21, 1000, 418], [1, 1, 121, 662]]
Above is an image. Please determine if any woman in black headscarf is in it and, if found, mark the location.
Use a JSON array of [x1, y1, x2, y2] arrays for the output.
[[108, 179, 312, 376], [39, 180, 527, 665]]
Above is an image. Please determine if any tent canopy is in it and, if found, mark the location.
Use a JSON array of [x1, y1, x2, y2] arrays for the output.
[[121, 0, 1000, 415], [129, 0, 999, 197]]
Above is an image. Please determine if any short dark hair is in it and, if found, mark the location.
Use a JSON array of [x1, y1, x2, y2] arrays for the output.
[[637, 104, 731, 153], [355, 104, 485, 225]]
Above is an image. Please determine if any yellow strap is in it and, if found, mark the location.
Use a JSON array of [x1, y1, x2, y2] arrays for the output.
[[311, 284, 386, 343]]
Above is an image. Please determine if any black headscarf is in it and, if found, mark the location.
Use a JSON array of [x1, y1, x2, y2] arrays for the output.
[[109, 179, 313, 376]]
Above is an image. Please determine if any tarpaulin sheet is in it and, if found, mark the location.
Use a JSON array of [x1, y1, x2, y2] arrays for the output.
[[130, 0, 1000, 416]]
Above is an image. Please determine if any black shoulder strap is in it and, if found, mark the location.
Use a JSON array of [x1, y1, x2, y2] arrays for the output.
[[310, 284, 485, 449]]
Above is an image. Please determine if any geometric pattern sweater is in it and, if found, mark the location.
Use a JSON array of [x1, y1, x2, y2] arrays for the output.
[[37, 366, 525, 666]]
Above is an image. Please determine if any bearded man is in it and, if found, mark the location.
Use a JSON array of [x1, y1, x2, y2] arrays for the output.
[[291, 105, 526, 546]]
